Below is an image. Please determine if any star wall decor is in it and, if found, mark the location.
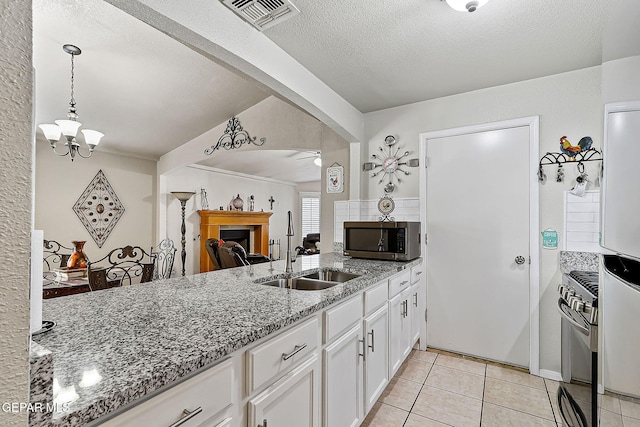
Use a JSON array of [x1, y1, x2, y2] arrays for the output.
[[73, 169, 125, 248]]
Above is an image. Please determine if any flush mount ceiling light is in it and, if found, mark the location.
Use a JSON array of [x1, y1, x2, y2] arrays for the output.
[[39, 44, 103, 161], [444, 0, 489, 12]]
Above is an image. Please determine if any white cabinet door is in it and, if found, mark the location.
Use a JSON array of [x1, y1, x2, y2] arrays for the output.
[[410, 280, 426, 345], [248, 355, 319, 427], [364, 304, 389, 413], [323, 324, 364, 427], [389, 289, 411, 376], [401, 287, 412, 361]]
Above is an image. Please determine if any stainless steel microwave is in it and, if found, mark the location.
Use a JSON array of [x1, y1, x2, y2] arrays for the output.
[[343, 221, 421, 261]]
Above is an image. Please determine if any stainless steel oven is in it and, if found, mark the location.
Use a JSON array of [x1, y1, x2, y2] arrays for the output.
[[557, 270, 598, 427]]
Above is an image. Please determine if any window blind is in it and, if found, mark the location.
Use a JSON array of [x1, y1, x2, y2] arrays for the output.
[[301, 197, 320, 237]]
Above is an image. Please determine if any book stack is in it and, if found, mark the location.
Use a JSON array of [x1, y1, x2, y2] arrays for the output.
[[54, 267, 87, 281]]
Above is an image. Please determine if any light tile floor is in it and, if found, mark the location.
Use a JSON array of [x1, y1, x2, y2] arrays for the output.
[[362, 349, 640, 427]]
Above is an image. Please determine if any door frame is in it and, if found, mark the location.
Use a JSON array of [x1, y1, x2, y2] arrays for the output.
[[418, 116, 540, 375]]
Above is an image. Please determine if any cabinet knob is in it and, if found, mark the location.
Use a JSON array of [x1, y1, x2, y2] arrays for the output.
[[515, 256, 526, 265], [258, 419, 268, 427]]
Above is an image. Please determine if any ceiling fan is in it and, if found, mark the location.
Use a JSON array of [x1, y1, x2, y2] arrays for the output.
[[296, 151, 322, 167]]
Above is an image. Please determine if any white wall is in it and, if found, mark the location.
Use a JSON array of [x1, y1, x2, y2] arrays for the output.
[[363, 67, 604, 374], [0, 0, 32, 423], [602, 55, 640, 103], [164, 165, 298, 276], [34, 143, 157, 262]]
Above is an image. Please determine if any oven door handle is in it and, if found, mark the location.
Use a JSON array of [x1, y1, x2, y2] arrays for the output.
[[557, 298, 590, 336]]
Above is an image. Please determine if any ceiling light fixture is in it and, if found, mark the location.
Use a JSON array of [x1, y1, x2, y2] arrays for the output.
[[38, 44, 103, 161], [444, 0, 489, 12]]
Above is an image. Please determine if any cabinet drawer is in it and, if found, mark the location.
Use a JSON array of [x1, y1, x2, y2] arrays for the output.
[[410, 264, 424, 284], [364, 281, 388, 316], [388, 270, 411, 298], [100, 359, 233, 427], [324, 294, 362, 343], [247, 318, 318, 394]]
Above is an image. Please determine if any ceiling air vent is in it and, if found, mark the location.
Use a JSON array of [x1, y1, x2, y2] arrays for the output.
[[221, 0, 300, 31]]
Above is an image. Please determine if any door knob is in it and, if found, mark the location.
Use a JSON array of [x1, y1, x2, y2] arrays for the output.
[[515, 256, 526, 265]]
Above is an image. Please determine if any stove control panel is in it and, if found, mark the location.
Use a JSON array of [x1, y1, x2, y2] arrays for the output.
[[558, 283, 598, 324]]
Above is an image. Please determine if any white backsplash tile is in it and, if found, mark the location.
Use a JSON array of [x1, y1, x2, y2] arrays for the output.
[[564, 190, 601, 252]]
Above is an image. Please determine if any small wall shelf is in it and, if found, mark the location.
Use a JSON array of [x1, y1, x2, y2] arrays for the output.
[[538, 148, 603, 181], [539, 147, 602, 167]]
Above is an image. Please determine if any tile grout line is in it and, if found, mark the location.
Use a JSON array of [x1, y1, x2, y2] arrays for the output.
[[401, 356, 433, 426], [479, 363, 487, 426]]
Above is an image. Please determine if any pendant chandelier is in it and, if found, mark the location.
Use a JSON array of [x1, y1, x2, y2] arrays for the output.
[[39, 44, 103, 161], [444, 0, 489, 12]]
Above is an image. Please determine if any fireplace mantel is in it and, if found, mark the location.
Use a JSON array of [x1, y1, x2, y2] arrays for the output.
[[198, 210, 273, 272]]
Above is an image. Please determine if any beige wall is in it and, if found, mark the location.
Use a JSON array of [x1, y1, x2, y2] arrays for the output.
[[34, 143, 157, 262], [0, 0, 32, 424], [320, 125, 350, 253], [363, 67, 604, 374]]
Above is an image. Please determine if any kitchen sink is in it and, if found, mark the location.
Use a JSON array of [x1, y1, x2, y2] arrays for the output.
[[301, 270, 361, 283], [259, 277, 340, 291]]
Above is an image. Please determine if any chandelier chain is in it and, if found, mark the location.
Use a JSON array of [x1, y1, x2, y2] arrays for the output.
[[69, 53, 76, 113]]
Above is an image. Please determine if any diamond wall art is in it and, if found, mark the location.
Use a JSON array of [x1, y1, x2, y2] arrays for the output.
[[73, 170, 125, 248]]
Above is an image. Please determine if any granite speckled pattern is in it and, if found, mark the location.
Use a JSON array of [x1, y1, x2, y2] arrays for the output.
[[29, 342, 54, 426], [31, 253, 420, 426], [559, 250, 600, 274]]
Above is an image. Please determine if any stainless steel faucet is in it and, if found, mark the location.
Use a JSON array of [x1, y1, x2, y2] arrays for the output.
[[285, 210, 294, 273]]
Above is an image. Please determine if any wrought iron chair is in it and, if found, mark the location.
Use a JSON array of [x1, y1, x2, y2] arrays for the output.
[[42, 239, 74, 286], [150, 238, 177, 280], [87, 245, 155, 291]]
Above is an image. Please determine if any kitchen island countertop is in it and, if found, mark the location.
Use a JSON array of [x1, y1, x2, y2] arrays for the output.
[[32, 253, 420, 426]]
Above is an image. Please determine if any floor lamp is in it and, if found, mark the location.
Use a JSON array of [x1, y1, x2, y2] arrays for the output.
[[171, 191, 195, 276]]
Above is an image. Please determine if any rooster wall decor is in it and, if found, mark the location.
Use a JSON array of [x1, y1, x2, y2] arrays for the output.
[[560, 136, 593, 160], [537, 135, 602, 183]]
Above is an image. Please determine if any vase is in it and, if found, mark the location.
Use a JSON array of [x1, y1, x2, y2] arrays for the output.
[[67, 240, 88, 269]]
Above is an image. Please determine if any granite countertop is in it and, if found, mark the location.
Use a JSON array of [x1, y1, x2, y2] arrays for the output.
[[559, 251, 600, 274], [32, 253, 420, 426]]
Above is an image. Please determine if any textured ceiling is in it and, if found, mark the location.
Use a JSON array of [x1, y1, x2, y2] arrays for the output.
[[33, 0, 635, 182], [33, 0, 270, 160], [196, 150, 321, 183], [263, 0, 614, 112]]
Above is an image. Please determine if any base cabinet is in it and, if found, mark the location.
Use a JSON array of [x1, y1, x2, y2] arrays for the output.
[[323, 324, 364, 427], [389, 287, 412, 376], [248, 355, 320, 427], [99, 359, 233, 427], [364, 305, 389, 413], [410, 280, 426, 345]]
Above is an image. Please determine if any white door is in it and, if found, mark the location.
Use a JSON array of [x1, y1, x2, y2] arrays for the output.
[[424, 125, 531, 368], [364, 305, 389, 413], [323, 324, 364, 427]]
